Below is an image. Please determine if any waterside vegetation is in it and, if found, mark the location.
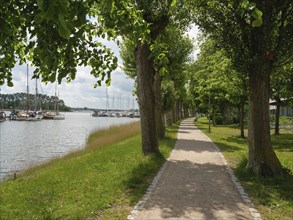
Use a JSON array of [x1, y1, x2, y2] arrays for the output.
[[0, 122, 179, 219], [195, 117, 293, 220], [0, 92, 72, 112]]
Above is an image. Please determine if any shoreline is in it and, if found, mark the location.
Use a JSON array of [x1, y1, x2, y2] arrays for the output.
[[1, 121, 141, 183], [0, 121, 179, 219]]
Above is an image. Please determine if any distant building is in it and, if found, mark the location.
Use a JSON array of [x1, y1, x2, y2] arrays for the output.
[[269, 99, 293, 117]]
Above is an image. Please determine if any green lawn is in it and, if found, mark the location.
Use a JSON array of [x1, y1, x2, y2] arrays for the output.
[[195, 117, 293, 220], [0, 122, 179, 219]]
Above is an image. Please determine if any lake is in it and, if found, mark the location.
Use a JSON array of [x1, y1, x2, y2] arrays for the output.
[[0, 112, 139, 182]]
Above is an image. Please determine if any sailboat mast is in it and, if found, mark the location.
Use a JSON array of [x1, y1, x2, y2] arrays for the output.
[[26, 64, 29, 112], [0, 87, 2, 111], [112, 93, 114, 110], [35, 78, 38, 111], [106, 87, 109, 114], [54, 82, 58, 114]]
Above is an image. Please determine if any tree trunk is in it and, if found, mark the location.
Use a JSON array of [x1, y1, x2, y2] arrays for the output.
[[246, 1, 283, 176], [183, 105, 189, 118], [274, 99, 281, 135], [135, 42, 158, 155], [179, 100, 184, 120], [191, 108, 195, 117], [172, 107, 176, 124], [212, 108, 216, 125], [175, 100, 179, 121], [154, 72, 165, 139], [247, 64, 283, 176], [239, 102, 245, 138]]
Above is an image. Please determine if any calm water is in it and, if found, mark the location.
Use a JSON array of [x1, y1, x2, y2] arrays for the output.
[[0, 112, 139, 181]]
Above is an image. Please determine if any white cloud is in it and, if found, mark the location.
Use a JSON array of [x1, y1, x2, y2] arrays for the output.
[[1, 26, 199, 109], [1, 39, 138, 109]]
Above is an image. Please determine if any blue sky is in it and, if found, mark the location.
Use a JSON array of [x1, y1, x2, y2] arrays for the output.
[[1, 26, 199, 109]]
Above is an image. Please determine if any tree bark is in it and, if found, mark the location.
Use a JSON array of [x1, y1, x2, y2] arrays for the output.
[[183, 105, 189, 118], [239, 102, 245, 138], [274, 99, 281, 135], [247, 64, 283, 176], [172, 107, 176, 124], [179, 100, 184, 120], [154, 72, 165, 139], [135, 42, 158, 155], [175, 99, 179, 121]]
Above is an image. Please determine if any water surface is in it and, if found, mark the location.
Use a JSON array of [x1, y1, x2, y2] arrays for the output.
[[0, 112, 139, 181]]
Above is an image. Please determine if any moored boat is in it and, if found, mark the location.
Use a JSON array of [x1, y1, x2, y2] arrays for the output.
[[43, 111, 65, 120], [0, 111, 5, 122]]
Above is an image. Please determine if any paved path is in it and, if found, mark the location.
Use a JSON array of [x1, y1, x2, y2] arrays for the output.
[[131, 118, 257, 220]]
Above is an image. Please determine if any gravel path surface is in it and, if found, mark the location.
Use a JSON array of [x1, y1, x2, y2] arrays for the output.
[[130, 118, 256, 220]]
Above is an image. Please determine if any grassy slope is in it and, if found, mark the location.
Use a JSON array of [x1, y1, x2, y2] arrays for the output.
[[0, 122, 179, 220], [195, 117, 293, 220]]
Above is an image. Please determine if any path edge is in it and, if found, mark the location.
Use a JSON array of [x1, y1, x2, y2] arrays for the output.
[[127, 159, 169, 220], [127, 129, 180, 220], [127, 118, 262, 220], [196, 126, 262, 220]]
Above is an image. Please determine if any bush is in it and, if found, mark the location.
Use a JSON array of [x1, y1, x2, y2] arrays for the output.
[[214, 113, 224, 125]]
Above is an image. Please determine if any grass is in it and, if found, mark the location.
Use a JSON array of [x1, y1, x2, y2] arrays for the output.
[[0, 121, 179, 220], [195, 117, 293, 220]]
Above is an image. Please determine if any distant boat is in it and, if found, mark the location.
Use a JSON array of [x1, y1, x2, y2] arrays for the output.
[[10, 64, 41, 121], [92, 110, 99, 117], [0, 111, 5, 122], [43, 83, 65, 120], [9, 110, 27, 121], [43, 111, 65, 120], [109, 112, 116, 117]]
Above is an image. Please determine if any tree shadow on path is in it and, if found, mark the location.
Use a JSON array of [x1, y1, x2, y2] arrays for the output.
[[125, 136, 253, 219]]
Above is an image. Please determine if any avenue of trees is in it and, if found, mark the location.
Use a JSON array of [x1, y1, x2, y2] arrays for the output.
[[0, 1, 292, 177], [192, 0, 293, 176]]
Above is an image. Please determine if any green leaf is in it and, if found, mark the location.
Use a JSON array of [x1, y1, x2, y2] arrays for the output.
[[251, 8, 263, 27], [105, 78, 111, 86], [37, 0, 44, 10], [57, 14, 71, 39], [34, 13, 44, 24], [252, 8, 262, 19], [171, 0, 177, 7], [240, 0, 249, 8], [7, 81, 14, 87], [252, 19, 262, 27]]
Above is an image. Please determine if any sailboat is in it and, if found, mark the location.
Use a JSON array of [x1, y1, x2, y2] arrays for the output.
[[12, 64, 31, 121], [10, 64, 41, 121], [43, 83, 65, 120], [32, 77, 43, 120], [52, 90, 65, 120], [25, 64, 41, 121]]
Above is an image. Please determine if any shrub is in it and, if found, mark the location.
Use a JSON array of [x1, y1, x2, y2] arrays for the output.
[[214, 113, 224, 125]]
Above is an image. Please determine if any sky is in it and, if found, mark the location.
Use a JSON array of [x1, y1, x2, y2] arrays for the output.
[[1, 26, 199, 109]]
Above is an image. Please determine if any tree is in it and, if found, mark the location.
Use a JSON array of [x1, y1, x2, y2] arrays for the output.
[[193, 0, 293, 176], [271, 62, 293, 135], [0, 1, 118, 87], [1, 1, 196, 155], [120, 25, 193, 138], [97, 0, 175, 154], [188, 38, 247, 133]]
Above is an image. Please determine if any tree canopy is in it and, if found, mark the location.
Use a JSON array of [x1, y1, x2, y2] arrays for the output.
[[0, 1, 118, 86]]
